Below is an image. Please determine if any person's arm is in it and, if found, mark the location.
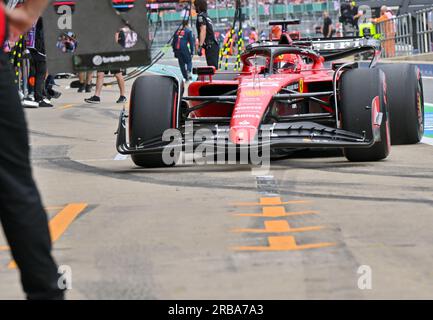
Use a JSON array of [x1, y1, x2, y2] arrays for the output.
[[199, 25, 206, 47], [171, 33, 176, 51], [372, 15, 388, 24], [6, 0, 50, 36], [188, 30, 195, 55], [328, 24, 333, 38], [327, 19, 333, 37], [354, 9, 363, 19]]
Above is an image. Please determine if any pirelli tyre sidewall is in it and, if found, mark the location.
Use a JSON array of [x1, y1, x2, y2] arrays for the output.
[[340, 68, 390, 162], [129, 75, 179, 168], [379, 64, 424, 145]]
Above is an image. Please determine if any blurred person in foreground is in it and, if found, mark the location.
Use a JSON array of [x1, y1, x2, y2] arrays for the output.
[[0, 0, 64, 299], [172, 20, 194, 81]]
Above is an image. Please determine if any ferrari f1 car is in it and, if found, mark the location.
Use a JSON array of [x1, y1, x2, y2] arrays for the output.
[[116, 21, 425, 167]]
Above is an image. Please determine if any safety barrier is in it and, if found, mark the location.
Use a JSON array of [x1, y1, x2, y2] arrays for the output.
[[376, 13, 413, 58], [374, 7, 433, 58], [415, 7, 433, 54]]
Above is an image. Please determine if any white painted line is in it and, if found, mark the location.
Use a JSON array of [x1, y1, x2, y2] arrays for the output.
[[114, 154, 129, 161], [421, 137, 433, 146]]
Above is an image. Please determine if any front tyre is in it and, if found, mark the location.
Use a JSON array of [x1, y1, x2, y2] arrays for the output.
[[379, 64, 424, 145], [129, 75, 180, 168], [340, 68, 391, 162]]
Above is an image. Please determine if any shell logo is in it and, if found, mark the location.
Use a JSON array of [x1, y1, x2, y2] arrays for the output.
[[299, 78, 304, 93]]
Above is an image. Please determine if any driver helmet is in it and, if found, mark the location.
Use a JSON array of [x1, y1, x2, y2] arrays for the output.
[[274, 53, 300, 72]]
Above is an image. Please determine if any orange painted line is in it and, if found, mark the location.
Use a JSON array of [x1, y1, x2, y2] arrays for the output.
[[233, 198, 310, 206], [235, 206, 318, 217], [48, 203, 87, 242], [232, 236, 335, 251], [56, 104, 75, 111], [0, 246, 9, 251], [8, 203, 87, 269], [260, 197, 283, 205], [232, 220, 324, 234]]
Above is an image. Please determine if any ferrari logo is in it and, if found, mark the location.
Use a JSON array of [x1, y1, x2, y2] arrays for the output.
[[299, 79, 304, 93]]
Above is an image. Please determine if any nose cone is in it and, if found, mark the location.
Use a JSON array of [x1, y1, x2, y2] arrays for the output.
[[229, 126, 258, 145]]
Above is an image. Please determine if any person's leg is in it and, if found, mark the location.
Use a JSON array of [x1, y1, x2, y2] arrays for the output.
[[85, 71, 93, 93], [85, 72, 103, 103], [205, 43, 220, 69], [33, 58, 46, 102], [94, 72, 105, 97], [77, 72, 86, 92], [0, 54, 63, 300], [186, 56, 193, 74], [78, 72, 85, 84], [177, 56, 188, 80], [114, 72, 126, 97]]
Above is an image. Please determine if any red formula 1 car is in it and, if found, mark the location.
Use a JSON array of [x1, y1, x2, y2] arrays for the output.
[[116, 21, 425, 167]]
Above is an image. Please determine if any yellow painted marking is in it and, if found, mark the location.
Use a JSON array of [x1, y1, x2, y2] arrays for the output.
[[232, 220, 324, 234], [57, 104, 75, 111], [48, 203, 87, 242], [235, 206, 318, 217], [233, 197, 310, 206], [233, 236, 335, 251], [8, 203, 87, 269]]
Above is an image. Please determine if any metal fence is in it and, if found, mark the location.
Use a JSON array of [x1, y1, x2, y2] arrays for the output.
[[149, 0, 339, 50], [374, 7, 433, 58], [415, 7, 433, 54], [376, 13, 413, 58]]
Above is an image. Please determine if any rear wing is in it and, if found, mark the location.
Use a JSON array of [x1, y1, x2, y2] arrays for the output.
[[269, 20, 300, 32], [293, 37, 381, 55]]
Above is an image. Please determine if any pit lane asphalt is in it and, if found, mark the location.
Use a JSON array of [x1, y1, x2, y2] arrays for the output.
[[0, 62, 432, 299]]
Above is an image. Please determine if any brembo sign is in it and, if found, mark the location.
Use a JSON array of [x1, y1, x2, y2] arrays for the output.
[[92, 54, 131, 66]]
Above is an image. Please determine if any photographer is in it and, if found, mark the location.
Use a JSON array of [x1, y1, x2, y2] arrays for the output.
[[0, 0, 63, 299], [194, 0, 219, 69]]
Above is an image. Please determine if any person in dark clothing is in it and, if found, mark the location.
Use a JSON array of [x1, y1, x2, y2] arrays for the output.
[[194, 0, 219, 69], [322, 11, 334, 38], [340, 0, 356, 36], [28, 17, 51, 107], [0, 0, 64, 300], [352, 2, 364, 32], [172, 20, 194, 81]]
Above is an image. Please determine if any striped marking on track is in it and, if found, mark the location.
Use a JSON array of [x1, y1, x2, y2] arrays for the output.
[[5, 203, 87, 269]]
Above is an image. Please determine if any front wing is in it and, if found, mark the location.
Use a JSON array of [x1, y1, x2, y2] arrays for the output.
[[116, 110, 377, 155]]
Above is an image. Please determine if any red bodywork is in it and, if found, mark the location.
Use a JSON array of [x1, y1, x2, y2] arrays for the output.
[[188, 48, 337, 145]]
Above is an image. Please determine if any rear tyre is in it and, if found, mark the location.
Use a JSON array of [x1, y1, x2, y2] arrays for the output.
[[340, 68, 390, 162], [379, 64, 424, 145], [129, 75, 179, 168]]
